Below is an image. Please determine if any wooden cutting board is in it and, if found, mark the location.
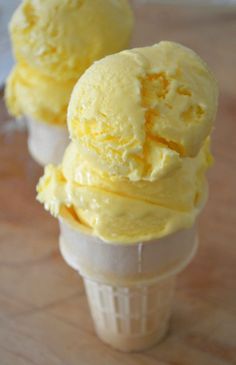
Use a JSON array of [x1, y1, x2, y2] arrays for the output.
[[0, 3, 235, 365]]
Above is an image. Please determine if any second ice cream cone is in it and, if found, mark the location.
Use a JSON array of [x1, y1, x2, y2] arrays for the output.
[[27, 118, 69, 166], [5, 0, 134, 166]]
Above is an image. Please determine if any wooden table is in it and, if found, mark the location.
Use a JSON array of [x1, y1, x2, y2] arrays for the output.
[[0, 3, 235, 365]]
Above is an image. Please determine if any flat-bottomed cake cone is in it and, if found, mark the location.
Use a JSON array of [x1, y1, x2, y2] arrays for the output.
[[27, 118, 69, 166], [59, 217, 198, 351], [83, 276, 175, 352]]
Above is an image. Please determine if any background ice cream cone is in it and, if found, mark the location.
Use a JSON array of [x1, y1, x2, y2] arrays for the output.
[[59, 218, 198, 351], [26, 117, 69, 166], [5, 0, 134, 166]]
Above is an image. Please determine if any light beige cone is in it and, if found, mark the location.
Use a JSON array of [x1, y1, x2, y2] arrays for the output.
[[26, 117, 69, 166], [59, 218, 198, 352]]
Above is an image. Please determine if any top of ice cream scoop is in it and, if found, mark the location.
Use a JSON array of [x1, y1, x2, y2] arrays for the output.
[[68, 41, 218, 182], [10, 0, 133, 81]]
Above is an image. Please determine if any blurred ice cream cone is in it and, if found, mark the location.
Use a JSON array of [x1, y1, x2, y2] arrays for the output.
[[27, 117, 69, 166]]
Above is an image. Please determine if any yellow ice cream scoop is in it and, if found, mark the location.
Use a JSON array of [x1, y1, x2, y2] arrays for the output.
[[37, 138, 212, 243], [10, 0, 134, 81], [5, 63, 75, 125], [68, 41, 218, 181], [37, 42, 218, 243]]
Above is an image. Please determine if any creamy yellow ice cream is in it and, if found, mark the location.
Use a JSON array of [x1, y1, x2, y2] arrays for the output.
[[68, 41, 218, 181], [37, 139, 211, 243], [10, 0, 133, 80], [6, 63, 74, 125], [5, 0, 133, 124], [37, 41, 218, 243]]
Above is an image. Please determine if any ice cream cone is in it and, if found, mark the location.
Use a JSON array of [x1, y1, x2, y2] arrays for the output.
[[36, 40, 218, 352], [26, 117, 69, 166], [59, 217, 198, 351]]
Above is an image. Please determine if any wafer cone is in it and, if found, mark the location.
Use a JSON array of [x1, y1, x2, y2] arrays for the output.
[[26, 117, 69, 166], [59, 217, 198, 352]]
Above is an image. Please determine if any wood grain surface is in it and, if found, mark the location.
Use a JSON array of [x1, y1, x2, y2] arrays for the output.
[[0, 3, 236, 365]]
